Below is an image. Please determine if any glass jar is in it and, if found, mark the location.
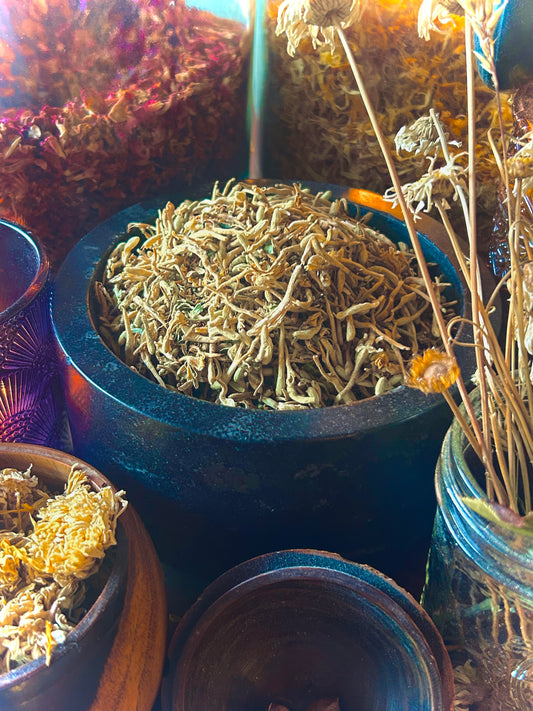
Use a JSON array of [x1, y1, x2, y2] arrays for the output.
[[489, 80, 533, 280], [0, 219, 71, 449], [0, 0, 253, 271], [422, 390, 533, 710]]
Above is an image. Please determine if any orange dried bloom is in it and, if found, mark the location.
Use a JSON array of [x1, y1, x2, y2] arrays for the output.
[[407, 348, 459, 394]]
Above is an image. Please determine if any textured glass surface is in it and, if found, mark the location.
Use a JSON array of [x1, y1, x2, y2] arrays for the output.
[[422, 401, 533, 710], [0, 221, 71, 449]]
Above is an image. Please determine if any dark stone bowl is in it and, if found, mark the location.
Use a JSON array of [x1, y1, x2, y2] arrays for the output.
[[161, 549, 455, 711], [52, 180, 476, 603], [0, 442, 128, 711]]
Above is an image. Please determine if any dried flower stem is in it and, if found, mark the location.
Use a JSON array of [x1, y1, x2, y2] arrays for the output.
[[334, 20, 500, 493]]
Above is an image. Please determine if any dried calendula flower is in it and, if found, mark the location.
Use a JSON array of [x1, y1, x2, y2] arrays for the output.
[[407, 348, 460, 394], [418, 0, 463, 40]]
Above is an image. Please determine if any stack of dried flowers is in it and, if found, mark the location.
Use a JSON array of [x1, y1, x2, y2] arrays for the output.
[[0, 464, 126, 672], [95, 179, 455, 409], [0, 0, 251, 270]]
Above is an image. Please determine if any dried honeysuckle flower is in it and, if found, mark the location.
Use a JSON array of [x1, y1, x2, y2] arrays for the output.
[[407, 348, 460, 393], [97, 180, 455, 409], [276, 0, 364, 56], [384, 159, 467, 215], [418, 0, 463, 40]]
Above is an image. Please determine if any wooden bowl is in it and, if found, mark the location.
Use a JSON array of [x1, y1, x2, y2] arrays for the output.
[[161, 549, 454, 711], [0, 442, 167, 711]]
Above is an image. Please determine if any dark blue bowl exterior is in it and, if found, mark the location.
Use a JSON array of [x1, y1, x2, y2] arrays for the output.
[[52, 180, 474, 602]]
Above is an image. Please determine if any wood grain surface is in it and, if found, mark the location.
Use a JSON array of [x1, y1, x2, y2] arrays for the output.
[[90, 504, 168, 711]]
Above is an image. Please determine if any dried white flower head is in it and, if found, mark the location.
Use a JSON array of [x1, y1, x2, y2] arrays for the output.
[[508, 134, 533, 182], [418, 0, 463, 40], [521, 261, 533, 358], [395, 114, 461, 159], [276, 0, 364, 56], [384, 158, 467, 216]]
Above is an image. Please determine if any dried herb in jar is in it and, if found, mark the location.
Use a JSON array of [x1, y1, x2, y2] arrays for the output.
[[264, 0, 510, 237], [95, 179, 455, 409], [0, 0, 251, 270]]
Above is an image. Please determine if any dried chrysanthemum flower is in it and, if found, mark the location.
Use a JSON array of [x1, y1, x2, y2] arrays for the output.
[[395, 114, 461, 159], [418, 0, 463, 40], [407, 348, 460, 393], [0, 464, 127, 672], [452, 660, 488, 709], [276, 0, 364, 56], [384, 159, 467, 215], [28, 467, 126, 585], [0, 466, 48, 533]]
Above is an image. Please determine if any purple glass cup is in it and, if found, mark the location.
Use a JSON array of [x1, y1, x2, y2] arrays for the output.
[[0, 218, 71, 448]]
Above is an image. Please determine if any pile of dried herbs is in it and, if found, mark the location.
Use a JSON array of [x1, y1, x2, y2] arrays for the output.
[[0, 0, 250, 270], [95, 180, 455, 410], [0, 464, 126, 672], [264, 0, 510, 239]]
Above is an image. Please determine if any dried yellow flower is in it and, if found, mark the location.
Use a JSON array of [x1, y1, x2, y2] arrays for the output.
[[508, 134, 533, 182], [0, 464, 127, 672], [407, 348, 460, 393], [28, 467, 126, 584], [394, 114, 460, 159]]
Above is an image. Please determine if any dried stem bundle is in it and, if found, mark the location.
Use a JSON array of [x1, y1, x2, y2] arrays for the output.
[[96, 180, 454, 409]]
